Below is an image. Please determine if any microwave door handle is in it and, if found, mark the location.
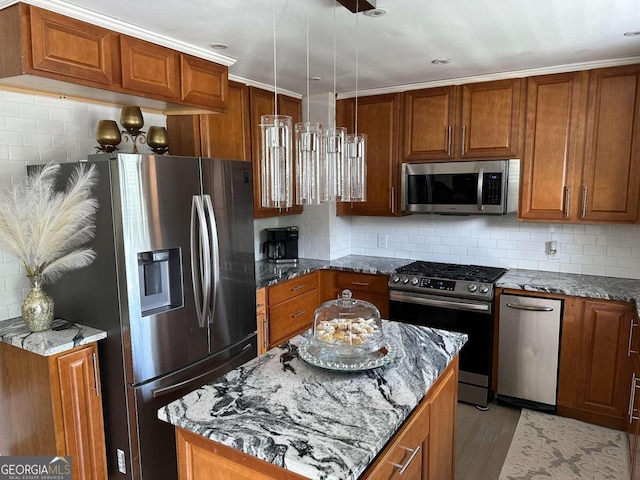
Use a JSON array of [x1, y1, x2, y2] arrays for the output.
[[477, 167, 484, 212]]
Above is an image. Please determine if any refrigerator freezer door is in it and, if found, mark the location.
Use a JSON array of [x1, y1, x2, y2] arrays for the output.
[[201, 158, 257, 355], [127, 334, 257, 480], [117, 154, 209, 384]]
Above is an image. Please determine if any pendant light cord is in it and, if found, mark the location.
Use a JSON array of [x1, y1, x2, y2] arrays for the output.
[[273, 1, 278, 115], [306, 16, 310, 123], [332, 0, 336, 128], [354, 0, 359, 136]]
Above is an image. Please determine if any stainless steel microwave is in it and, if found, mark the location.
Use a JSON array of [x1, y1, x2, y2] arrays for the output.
[[401, 159, 520, 215]]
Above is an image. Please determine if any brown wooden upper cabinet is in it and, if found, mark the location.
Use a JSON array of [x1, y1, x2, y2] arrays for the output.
[[403, 79, 524, 162], [167, 80, 251, 159], [519, 65, 640, 223], [337, 93, 402, 216], [0, 3, 227, 112], [249, 86, 304, 219]]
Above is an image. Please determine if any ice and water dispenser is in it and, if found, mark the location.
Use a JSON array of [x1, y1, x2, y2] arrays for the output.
[[137, 248, 183, 315]]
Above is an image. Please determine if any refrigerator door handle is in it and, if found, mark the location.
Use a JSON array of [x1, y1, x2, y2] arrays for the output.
[[190, 196, 211, 328], [151, 343, 253, 398], [203, 195, 220, 327]]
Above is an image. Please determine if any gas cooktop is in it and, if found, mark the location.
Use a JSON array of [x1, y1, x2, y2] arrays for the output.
[[389, 261, 508, 301]]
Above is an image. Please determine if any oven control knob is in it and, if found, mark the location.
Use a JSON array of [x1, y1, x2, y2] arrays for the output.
[[479, 285, 489, 294], [411, 277, 419, 285], [402, 276, 410, 284], [468, 283, 478, 292], [391, 275, 400, 283]]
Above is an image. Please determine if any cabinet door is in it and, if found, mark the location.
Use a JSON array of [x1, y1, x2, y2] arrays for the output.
[[337, 94, 402, 216], [575, 300, 633, 423], [459, 79, 523, 159], [628, 354, 640, 480], [557, 296, 584, 409], [120, 35, 179, 98], [249, 87, 303, 218], [56, 345, 107, 480], [403, 87, 456, 161], [29, 6, 114, 85], [180, 54, 227, 111], [256, 288, 269, 355], [198, 81, 251, 160], [581, 65, 640, 223], [519, 72, 587, 221]]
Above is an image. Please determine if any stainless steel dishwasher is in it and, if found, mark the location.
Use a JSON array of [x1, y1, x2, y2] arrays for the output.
[[497, 294, 563, 412]]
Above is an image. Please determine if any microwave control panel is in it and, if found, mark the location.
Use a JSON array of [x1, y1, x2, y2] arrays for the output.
[[483, 173, 503, 205]]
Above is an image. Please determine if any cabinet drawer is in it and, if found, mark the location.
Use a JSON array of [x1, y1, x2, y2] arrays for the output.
[[269, 290, 318, 347], [268, 272, 318, 306], [365, 399, 429, 480], [335, 272, 388, 295]]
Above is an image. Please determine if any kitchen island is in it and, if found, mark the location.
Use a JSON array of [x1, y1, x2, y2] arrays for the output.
[[158, 321, 466, 480]]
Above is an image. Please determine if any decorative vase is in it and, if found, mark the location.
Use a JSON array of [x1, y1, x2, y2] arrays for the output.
[[21, 275, 54, 332]]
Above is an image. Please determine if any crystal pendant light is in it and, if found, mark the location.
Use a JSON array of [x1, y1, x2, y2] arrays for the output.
[[342, 0, 367, 202], [295, 17, 325, 205], [261, 1, 293, 209]]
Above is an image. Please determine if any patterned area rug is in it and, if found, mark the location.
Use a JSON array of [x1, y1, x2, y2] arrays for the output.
[[499, 409, 629, 480]]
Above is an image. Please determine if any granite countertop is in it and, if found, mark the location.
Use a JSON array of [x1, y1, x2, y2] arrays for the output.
[[255, 255, 410, 289], [158, 321, 467, 480], [0, 317, 107, 356], [497, 268, 640, 317]]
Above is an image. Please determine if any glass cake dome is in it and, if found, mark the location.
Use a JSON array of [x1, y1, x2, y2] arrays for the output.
[[311, 289, 383, 358]]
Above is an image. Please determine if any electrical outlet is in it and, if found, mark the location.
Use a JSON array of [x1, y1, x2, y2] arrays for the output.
[[377, 234, 387, 248], [545, 240, 558, 258], [117, 449, 126, 474]]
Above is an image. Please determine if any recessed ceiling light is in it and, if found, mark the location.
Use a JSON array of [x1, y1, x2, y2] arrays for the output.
[[363, 8, 387, 17], [210, 43, 229, 50], [624, 31, 640, 37], [431, 58, 451, 65]]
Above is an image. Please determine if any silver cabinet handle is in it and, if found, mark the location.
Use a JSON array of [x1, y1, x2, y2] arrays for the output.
[[92, 351, 100, 397], [291, 284, 306, 291], [629, 320, 639, 356], [447, 126, 452, 156], [563, 186, 571, 219], [632, 375, 640, 422], [629, 372, 637, 420], [581, 184, 587, 219], [391, 187, 396, 214], [351, 281, 370, 286], [461, 125, 466, 157], [291, 310, 306, 318], [505, 303, 553, 312], [390, 446, 421, 475]]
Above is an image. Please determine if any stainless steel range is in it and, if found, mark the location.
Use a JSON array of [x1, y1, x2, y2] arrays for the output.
[[388, 261, 507, 409]]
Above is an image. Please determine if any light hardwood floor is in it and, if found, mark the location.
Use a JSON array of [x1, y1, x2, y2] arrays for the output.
[[455, 401, 521, 480]]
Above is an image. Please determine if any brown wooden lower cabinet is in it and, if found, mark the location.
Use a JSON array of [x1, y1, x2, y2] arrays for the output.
[[256, 287, 268, 355], [175, 357, 458, 480], [628, 351, 640, 479], [0, 342, 107, 480]]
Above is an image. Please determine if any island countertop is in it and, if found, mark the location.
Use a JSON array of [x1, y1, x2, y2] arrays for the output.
[[158, 321, 467, 480]]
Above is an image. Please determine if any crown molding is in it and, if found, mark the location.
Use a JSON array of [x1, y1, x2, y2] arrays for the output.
[[0, 0, 237, 66], [229, 74, 303, 99], [336, 56, 640, 99]]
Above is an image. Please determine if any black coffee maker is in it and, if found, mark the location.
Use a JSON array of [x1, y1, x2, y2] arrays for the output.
[[263, 226, 299, 263]]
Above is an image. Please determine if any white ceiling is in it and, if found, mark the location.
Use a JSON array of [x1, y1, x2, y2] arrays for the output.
[[18, 0, 640, 96]]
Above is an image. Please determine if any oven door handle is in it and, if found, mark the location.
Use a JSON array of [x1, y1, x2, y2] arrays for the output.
[[390, 291, 491, 313]]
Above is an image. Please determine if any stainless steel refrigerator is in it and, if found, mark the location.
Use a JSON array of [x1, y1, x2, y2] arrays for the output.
[[46, 153, 258, 479]]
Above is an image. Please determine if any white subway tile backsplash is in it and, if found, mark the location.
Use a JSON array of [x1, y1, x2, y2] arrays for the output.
[[6, 117, 37, 132], [23, 133, 53, 148], [9, 145, 39, 161], [0, 101, 21, 117]]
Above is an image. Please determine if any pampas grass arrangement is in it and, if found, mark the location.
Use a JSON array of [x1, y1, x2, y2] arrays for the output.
[[0, 163, 98, 283]]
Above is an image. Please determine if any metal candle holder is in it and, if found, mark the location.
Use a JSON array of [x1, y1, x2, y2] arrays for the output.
[[120, 106, 146, 154]]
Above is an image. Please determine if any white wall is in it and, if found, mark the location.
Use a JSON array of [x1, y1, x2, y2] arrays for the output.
[[0, 89, 166, 321]]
